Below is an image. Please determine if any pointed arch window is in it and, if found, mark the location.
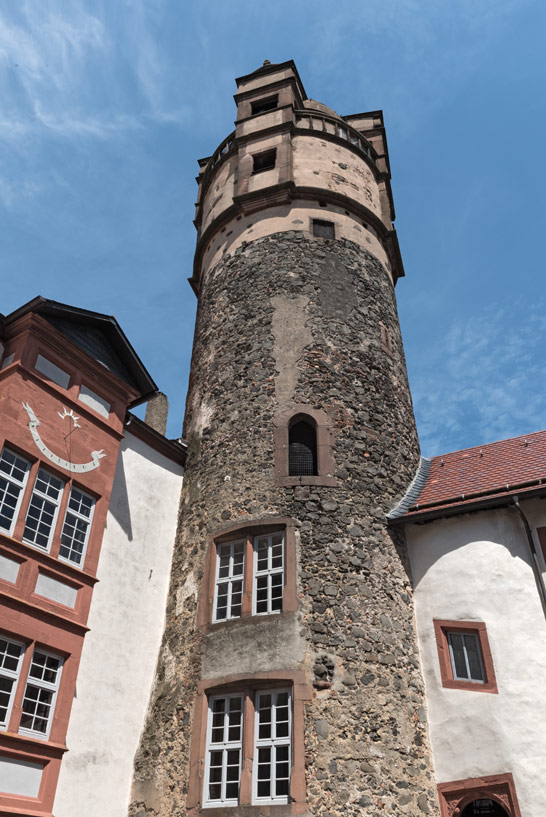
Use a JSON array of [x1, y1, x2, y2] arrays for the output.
[[288, 418, 317, 477]]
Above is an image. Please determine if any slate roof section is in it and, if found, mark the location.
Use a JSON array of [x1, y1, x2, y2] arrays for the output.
[[4, 296, 157, 404], [387, 457, 431, 520], [391, 429, 546, 522]]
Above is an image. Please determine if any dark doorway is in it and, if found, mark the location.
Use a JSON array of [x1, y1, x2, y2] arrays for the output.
[[461, 800, 510, 817]]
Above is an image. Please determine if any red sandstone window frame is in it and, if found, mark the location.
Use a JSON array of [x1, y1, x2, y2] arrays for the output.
[[433, 619, 498, 694], [0, 632, 67, 740], [0, 441, 100, 571], [273, 406, 337, 488], [197, 518, 299, 628], [437, 772, 522, 817], [187, 670, 311, 816]]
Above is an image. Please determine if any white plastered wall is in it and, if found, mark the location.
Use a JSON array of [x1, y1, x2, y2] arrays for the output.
[[54, 431, 183, 817], [406, 501, 546, 816]]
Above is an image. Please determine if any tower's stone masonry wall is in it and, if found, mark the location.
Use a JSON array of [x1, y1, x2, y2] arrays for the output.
[[129, 233, 439, 817]]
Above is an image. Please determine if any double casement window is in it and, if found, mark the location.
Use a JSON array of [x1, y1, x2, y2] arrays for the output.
[[204, 688, 292, 808], [0, 635, 63, 740], [0, 445, 95, 568], [0, 448, 31, 535], [213, 531, 285, 623]]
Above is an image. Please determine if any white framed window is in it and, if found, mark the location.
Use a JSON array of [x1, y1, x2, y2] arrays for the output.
[[203, 694, 243, 807], [0, 636, 25, 729], [253, 532, 284, 615], [19, 649, 63, 739], [0, 448, 31, 536], [447, 631, 485, 683], [253, 688, 291, 804], [213, 540, 245, 622], [59, 486, 95, 567], [22, 469, 64, 551]]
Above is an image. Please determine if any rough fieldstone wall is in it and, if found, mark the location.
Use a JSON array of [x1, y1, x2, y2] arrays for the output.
[[129, 232, 439, 817]]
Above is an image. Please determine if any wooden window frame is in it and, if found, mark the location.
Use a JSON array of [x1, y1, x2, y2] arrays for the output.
[[198, 519, 298, 628], [19, 647, 64, 740], [58, 485, 96, 568], [22, 468, 65, 553], [0, 447, 31, 537], [437, 772, 522, 817], [253, 532, 284, 616], [203, 692, 244, 807], [253, 688, 291, 804], [0, 635, 26, 729], [212, 539, 246, 623], [433, 619, 498, 694], [188, 670, 311, 816], [274, 406, 337, 488]]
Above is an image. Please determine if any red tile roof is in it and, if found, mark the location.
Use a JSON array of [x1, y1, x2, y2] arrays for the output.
[[402, 428, 546, 519]]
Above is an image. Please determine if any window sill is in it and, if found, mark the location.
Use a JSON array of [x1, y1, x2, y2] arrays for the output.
[[441, 678, 498, 694], [0, 729, 68, 756], [276, 476, 338, 487], [203, 609, 297, 634], [195, 804, 308, 817]]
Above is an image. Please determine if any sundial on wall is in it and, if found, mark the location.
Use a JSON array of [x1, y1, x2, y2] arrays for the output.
[[22, 402, 106, 474]]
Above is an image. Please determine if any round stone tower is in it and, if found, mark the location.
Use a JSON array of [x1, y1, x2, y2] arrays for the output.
[[130, 60, 439, 817]]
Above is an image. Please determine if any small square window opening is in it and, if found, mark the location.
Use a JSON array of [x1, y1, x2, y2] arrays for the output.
[[252, 150, 276, 174], [251, 96, 278, 116], [313, 219, 335, 240]]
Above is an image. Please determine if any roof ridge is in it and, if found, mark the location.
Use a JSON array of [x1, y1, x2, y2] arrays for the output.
[[427, 427, 546, 461]]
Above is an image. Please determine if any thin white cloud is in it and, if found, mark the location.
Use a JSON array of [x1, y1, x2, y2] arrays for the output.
[[412, 300, 546, 455]]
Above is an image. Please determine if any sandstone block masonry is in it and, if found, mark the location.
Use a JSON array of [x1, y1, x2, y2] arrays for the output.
[[129, 233, 439, 817]]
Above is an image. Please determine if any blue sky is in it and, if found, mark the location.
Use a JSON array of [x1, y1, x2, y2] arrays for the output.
[[1, 0, 545, 455]]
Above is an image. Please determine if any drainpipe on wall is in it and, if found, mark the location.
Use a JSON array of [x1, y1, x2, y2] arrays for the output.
[[512, 495, 546, 620]]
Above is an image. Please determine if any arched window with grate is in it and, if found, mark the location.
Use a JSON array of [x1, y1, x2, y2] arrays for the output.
[[288, 418, 317, 476]]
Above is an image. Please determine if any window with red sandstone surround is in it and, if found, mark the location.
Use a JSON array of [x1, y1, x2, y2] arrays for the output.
[[437, 772, 521, 817], [273, 406, 337, 488], [187, 672, 312, 815], [203, 687, 291, 808], [433, 620, 498, 693], [0, 443, 97, 569], [0, 447, 31, 536], [0, 634, 64, 740], [200, 520, 298, 627]]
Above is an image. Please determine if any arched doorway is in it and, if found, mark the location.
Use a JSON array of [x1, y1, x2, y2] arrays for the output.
[[461, 800, 510, 817]]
